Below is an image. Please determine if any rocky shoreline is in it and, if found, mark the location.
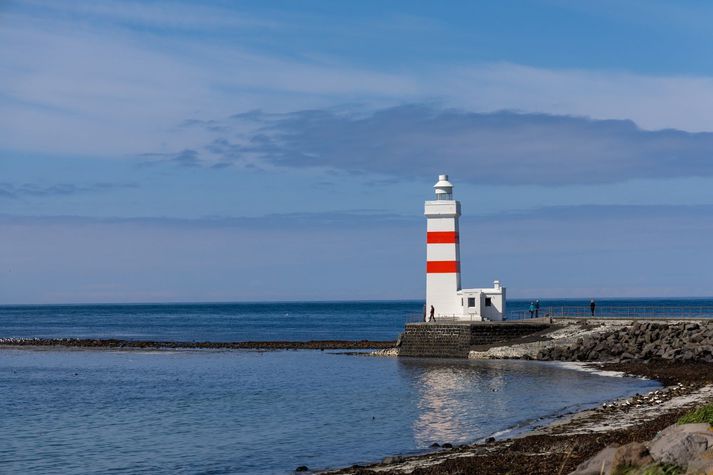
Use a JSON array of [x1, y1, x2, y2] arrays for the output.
[[328, 319, 713, 474], [322, 361, 713, 475], [0, 337, 395, 351]]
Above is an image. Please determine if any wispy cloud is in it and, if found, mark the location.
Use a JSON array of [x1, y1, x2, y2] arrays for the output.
[[5, 0, 713, 163], [0, 182, 138, 200], [0, 209, 412, 229], [16, 0, 279, 32], [162, 105, 713, 185], [5, 204, 713, 229], [140, 150, 202, 168]]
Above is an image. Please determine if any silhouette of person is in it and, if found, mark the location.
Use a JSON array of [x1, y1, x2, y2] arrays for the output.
[[535, 300, 540, 318], [429, 305, 435, 322], [590, 299, 596, 317], [528, 302, 535, 319]]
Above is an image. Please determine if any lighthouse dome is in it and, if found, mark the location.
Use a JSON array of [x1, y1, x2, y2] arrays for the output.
[[433, 174, 453, 200]]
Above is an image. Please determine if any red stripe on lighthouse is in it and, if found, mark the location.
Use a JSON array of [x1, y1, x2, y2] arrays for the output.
[[426, 231, 459, 243], [426, 261, 460, 273]]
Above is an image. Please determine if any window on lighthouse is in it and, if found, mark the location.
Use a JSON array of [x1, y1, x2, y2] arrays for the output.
[[467, 297, 476, 308], [436, 192, 452, 200]]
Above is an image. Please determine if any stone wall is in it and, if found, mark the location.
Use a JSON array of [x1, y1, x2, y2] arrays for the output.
[[399, 323, 472, 358], [399, 322, 551, 358]]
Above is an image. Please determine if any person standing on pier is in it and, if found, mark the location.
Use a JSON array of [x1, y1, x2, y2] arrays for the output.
[[529, 302, 535, 319], [535, 300, 540, 318], [590, 299, 596, 316], [429, 305, 435, 322]]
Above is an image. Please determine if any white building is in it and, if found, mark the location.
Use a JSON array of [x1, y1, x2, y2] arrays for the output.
[[425, 175, 506, 321]]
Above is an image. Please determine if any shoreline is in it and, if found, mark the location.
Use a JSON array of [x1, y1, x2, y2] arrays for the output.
[[325, 319, 713, 473], [320, 360, 713, 474]]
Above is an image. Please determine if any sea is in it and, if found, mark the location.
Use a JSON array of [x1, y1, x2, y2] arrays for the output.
[[1, 299, 707, 474]]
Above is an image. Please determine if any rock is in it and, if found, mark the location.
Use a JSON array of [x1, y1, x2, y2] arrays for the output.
[[663, 349, 680, 360], [382, 456, 403, 464], [441, 443, 453, 449], [611, 442, 654, 470], [430, 442, 440, 448], [686, 447, 713, 474], [295, 466, 309, 472], [641, 343, 657, 358], [649, 423, 713, 468], [485, 437, 496, 444], [569, 444, 619, 475], [690, 333, 705, 344]]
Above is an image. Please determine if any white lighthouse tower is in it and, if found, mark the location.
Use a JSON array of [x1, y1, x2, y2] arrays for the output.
[[424, 175, 506, 321], [425, 175, 462, 317]]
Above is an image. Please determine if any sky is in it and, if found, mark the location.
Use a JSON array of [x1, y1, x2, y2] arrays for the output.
[[2, 0, 713, 304]]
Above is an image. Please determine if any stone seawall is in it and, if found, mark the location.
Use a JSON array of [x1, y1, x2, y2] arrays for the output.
[[398, 321, 551, 358], [399, 324, 472, 358]]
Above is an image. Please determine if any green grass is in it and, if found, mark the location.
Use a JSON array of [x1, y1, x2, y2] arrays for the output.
[[613, 463, 682, 475], [677, 403, 713, 425], [640, 465, 682, 475]]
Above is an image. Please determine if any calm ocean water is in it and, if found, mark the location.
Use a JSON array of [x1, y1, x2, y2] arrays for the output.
[[0, 299, 700, 473], [1, 299, 711, 342], [0, 350, 658, 474]]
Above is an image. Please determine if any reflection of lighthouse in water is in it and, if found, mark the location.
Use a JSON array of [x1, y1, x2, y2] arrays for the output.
[[405, 360, 507, 447]]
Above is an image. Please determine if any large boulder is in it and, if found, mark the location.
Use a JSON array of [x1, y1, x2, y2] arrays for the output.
[[649, 423, 713, 469], [611, 441, 654, 470], [570, 442, 654, 475], [569, 445, 619, 475], [686, 447, 713, 474]]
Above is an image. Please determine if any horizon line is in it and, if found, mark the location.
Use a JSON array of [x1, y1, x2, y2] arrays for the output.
[[3, 295, 713, 307]]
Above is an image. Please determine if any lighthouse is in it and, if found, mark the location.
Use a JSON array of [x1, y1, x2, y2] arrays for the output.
[[424, 175, 506, 321]]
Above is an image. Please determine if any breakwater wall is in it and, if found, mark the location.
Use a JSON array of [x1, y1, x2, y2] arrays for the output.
[[398, 321, 551, 358], [537, 320, 713, 363], [0, 338, 395, 351]]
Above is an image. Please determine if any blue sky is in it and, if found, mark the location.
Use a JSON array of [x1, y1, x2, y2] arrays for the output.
[[2, 0, 713, 303]]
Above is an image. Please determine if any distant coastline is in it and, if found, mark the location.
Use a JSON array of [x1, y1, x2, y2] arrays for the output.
[[0, 337, 394, 351]]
